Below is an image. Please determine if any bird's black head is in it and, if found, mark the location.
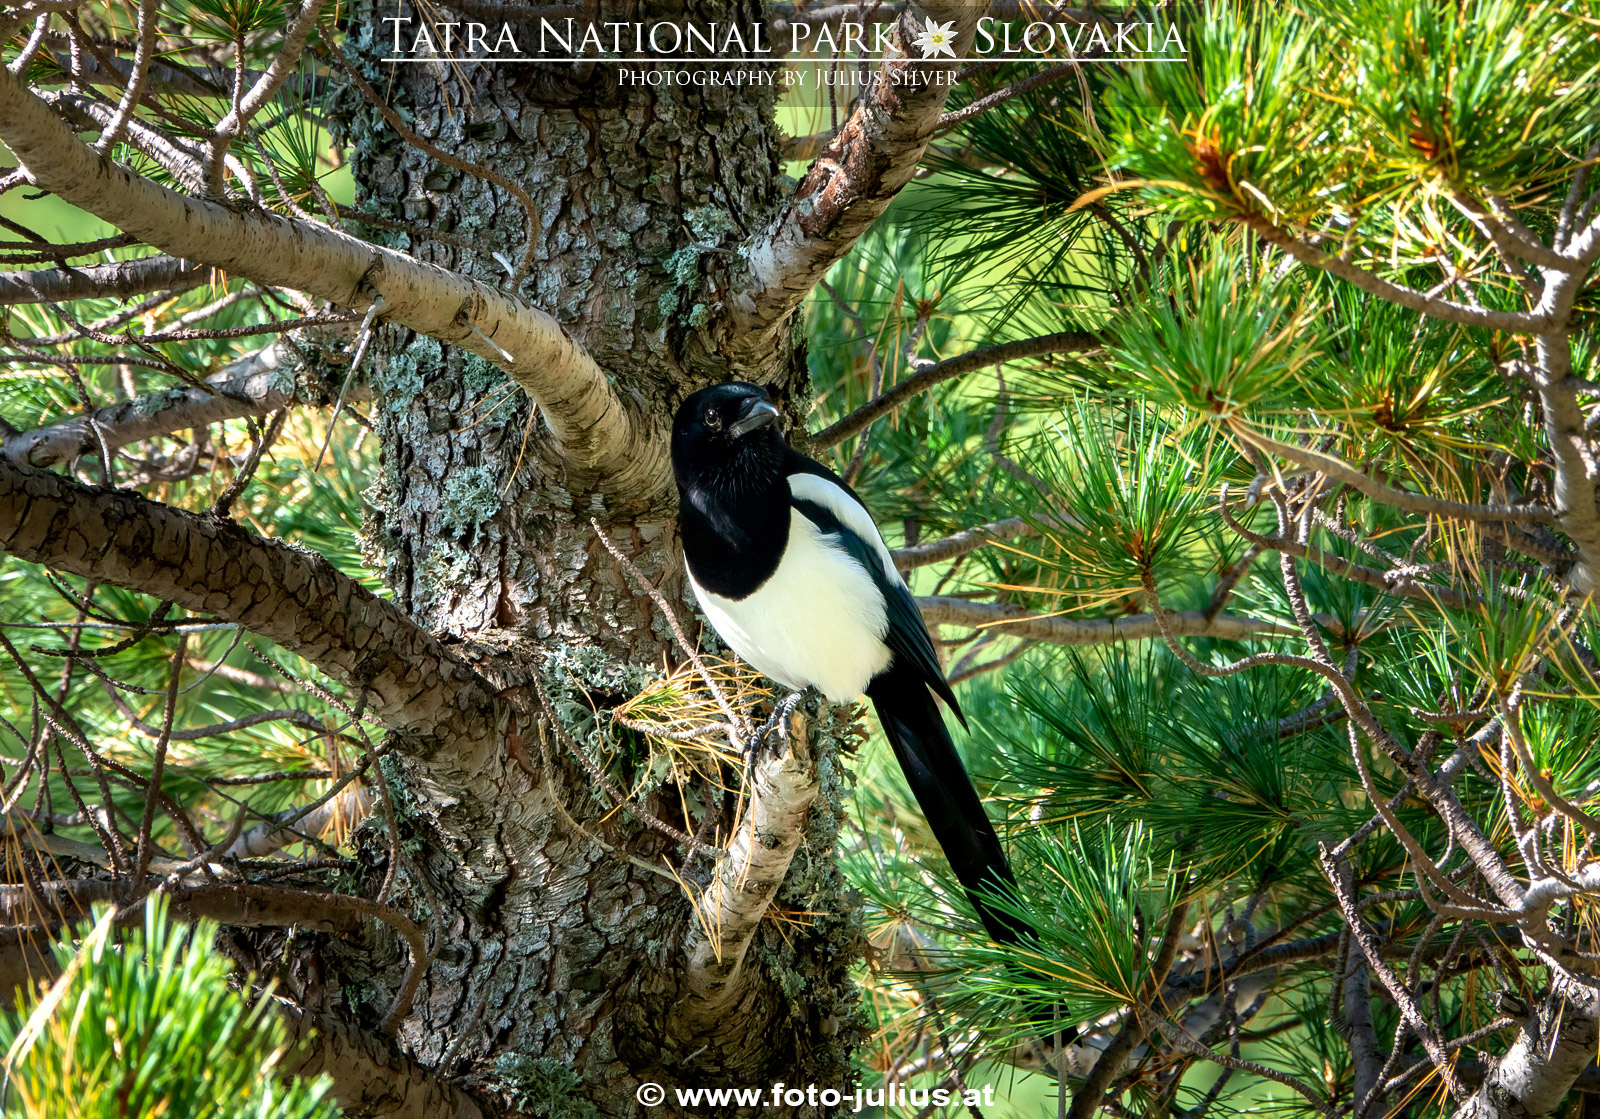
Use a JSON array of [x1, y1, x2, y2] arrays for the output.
[[671, 382, 787, 494]]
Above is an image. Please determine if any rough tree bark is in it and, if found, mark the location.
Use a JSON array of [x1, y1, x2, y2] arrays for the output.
[[317, 5, 855, 1112], [292, 3, 982, 1110], [324, 7, 829, 1114]]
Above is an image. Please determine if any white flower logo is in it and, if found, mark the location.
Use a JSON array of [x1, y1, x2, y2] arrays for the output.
[[912, 17, 957, 59]]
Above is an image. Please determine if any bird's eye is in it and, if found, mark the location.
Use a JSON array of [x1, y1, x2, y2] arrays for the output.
[[702, 409, 722, 431]]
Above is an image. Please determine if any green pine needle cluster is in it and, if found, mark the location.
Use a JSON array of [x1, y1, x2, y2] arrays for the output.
[[0, 899, 336, 1119]]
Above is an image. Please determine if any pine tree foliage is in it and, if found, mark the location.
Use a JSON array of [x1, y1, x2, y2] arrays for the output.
[[1, 0, 1599, 1114], [808, 2, 1600, 1116], [0, 899, 336, 1118]]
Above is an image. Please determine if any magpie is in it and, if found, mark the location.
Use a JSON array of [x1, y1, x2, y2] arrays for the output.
[[670, 381, 1031, 949]]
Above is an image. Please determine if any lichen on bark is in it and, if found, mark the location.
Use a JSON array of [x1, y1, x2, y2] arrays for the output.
[[308, 5, 872, 1108]]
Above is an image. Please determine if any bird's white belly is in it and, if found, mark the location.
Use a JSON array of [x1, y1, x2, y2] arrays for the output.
[[689, 509, 892, 702]]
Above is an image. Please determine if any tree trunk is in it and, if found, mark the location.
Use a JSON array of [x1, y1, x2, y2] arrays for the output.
[[310, 6, 862, 1114]]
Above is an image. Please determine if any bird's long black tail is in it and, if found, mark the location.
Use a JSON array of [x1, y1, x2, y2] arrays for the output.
[[867, 661, 1031, 948]]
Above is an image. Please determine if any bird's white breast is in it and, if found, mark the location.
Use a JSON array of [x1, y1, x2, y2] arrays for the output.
[[689, 506, 892, 702]]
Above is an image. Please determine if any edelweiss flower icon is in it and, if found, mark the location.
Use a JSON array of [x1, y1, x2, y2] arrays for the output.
[[912, 17, 957, 59]]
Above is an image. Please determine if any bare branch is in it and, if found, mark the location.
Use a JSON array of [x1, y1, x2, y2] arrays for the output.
[[205, 0, 326, 192], [946, 638, 1031, 685], [1, 342, 363, 469], [27, 31, 236, 98], [46, 89, 207, 191], [1140, 1005, 1335, 1118], [1219, 498, 1469, 609], [133, 635, 184, 879], [0, 67, 664, 497], [1237, 213, 1550, 331], [0, 255, 213, 305], [1231, 426, 1557, 525], [1557, 141, 1600, 250], [891, 516, 1038, 571], [937, 63, 1082, 132], [0, 458, 503, 752], [918, 596, 1297, 645], [807, 331, 1103, 452], [92, 0, 158, 155]]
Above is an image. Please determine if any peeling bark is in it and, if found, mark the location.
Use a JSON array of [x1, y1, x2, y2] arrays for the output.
[[719, 2, 983, 372], [677, 700, 820, 1031]]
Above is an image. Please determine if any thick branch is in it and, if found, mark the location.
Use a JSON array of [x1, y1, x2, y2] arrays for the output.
[[676, 701, 819, 1030], [1532, 330, 1600, 592], [723, 2, 983, 369], [0, 255, 213, 305], [806, 331, 1103, 452], [0, 459, 502, 753], [277, 1002, 486, 1119], [1453, 990, 1600, 1119], [0, 67, 663, 497], [918, 597, 1297, 645]]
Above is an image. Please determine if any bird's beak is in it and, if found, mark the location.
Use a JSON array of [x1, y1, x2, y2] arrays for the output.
[[729, 398, 780, 438]]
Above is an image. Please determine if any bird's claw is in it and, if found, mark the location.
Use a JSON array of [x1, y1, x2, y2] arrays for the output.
[[743, 688, 813, 766]]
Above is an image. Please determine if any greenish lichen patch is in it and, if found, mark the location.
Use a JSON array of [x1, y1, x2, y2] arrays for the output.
[[461, 352, 510, 396], [537, 646, 658, 811], [435, 463, 502, 539], [371, 335, 437, 416], [657, 203, 745, 323], [494, 1054, 601, 1119]]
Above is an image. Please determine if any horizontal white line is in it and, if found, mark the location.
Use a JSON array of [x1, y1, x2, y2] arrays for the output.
[[380, 56, 1184, 63]]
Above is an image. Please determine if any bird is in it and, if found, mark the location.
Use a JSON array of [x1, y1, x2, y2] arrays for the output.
[[670, 380, 1031, 949]]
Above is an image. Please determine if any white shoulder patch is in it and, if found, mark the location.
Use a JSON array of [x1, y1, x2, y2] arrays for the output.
[[787, 472, 903, 586]]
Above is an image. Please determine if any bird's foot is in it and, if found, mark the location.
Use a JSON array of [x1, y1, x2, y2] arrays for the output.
[[743, 688, 815, 765]]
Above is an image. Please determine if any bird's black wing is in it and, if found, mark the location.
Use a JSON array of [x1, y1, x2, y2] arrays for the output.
[[784, 452, 965, 727]]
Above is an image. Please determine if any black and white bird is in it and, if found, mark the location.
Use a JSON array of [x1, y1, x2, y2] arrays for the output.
[[671, 381, 1031, 948]]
